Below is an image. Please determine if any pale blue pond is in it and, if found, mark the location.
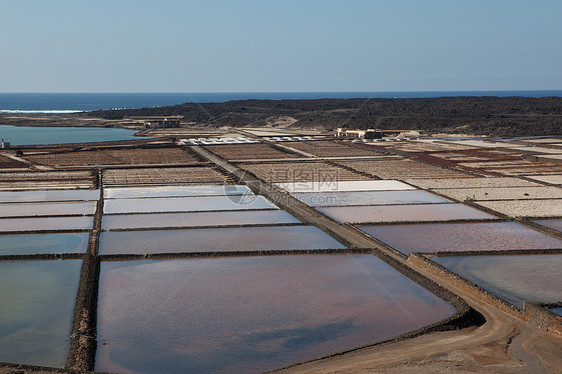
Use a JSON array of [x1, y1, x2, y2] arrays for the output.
[[549, 307, 562, 316], [434, 254, 562, 308], [293, 190, 452, 207], [0, 233, 89, 255], [0, 260, 81, 366], [102, 210, 300, 230], [0, 189, 100, 203], [0, 125, 141, 145], [533, 219, 562, 233], [99, 226, 345, 255]]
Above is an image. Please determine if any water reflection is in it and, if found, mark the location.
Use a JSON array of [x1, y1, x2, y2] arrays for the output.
[[359, 222, 562, 254], [99, 226, 345, 255], [549, 307, 562, 316], [434, 254, 562, 308], [103, 195, 276, 214], [0, 202, 96, 217], [102, 210, 300, 230], [533, 219, 562, 233], [0, 260, 81, 366], [0, 189, 99, 203], [320, 203, 494, 223], [0, 233, 89, 255], [293, 190, 452, 207], [96, 255, 455, 374], [0, 216, 93, 232], [104, 185, 250, 199]]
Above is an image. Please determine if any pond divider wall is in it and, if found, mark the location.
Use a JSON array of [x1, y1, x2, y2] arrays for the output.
[[66, 173, 103, 371], [408, 253, 562, 336]]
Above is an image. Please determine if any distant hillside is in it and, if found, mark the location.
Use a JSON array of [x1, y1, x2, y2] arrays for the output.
[[87, 96, 562, 136]]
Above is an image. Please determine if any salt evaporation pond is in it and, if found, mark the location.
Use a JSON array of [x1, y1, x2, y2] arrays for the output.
[[434, 254, 562, 308], [0, 202, 96, 217], [0, 189, 99, 203], [96, 255, 455, 374], [104, 185, 251, 199], [318, 203, 495, 223], [276, 180, 416, 193], [103, 195, 276, 214], [359, 222, 562, 254], [0, 260, 81, 366], [533, 219, 562, 233], [99, 226, 345, 255], [0, 216, 93, 232], [0, 233, 89, 255], [102, 210, 300, 230], [293, 190, 452, 207]]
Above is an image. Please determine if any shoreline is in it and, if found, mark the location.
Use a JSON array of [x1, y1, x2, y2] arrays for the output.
[[2, 96, 561, 137]]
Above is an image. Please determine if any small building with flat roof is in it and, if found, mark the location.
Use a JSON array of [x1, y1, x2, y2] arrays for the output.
[[128, 116, 183, 128]]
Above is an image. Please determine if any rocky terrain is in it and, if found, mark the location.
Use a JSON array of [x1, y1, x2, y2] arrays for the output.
[[86, 96, 562, 137]]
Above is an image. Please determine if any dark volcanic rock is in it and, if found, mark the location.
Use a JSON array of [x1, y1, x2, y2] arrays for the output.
[[87, 96, 562, 136]]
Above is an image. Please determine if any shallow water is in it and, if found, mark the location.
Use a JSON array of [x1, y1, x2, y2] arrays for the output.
[[102, 210, 300, 230], [99, 226, 345, 255], [434, 254, 562, 308], [276, 180, 416, 193], [293, 190, 452, 207], [0, 202, 96, 217], [104, 185, 251, 199], [533, 219, 562, 233], [359, 222, 562, 254], [0, 189, 99, 203], [96, 255, 455, 374], [0, 233, 89, 255], [0, 259, 81, 366], [319, 203, 494, 223], [103, 195, 277, 214], [549, 307, 562, 316], [0, 216, 93, 232], [0, 125, 140, 145]]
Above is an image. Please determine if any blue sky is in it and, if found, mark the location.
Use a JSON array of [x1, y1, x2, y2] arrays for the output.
[[1, 0, 561, 92]]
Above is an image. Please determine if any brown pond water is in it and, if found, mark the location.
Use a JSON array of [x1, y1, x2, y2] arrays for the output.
[[102, 210, 300, 230], [293, 190, 452, 207], [318, 203, 495, 223], [0, 233, 89, 255], [0, 259, 81, 366], [96, 255, 455, 374], [103, 195, 277, 214], [0, 202, 96, 217], [104, 185, 250, 199], [434, 254, 562, 308], [0, 189, 99, 203], [359, 222, 562, 254], [0, 216, 94, 232], [99, 226, 345, 255]]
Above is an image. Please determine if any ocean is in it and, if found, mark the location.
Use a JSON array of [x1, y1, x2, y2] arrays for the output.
[[1, 91, 561, 113]]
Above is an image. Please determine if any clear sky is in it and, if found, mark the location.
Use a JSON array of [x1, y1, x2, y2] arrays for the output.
[[1, 0, 561, 92]]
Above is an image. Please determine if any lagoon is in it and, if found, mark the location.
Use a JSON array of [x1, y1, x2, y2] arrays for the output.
[[0, 125, 141, 145]]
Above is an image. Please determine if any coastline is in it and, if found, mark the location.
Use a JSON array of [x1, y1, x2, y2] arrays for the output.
[[2, 96, 562, 138]]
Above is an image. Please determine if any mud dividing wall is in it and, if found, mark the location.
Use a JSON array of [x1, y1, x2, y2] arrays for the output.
[[524, 303, 562, 335], [408, 253, 562, 336]]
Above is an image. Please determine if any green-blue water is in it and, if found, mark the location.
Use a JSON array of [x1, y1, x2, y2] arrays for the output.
[[0, 125, 141, 145]]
